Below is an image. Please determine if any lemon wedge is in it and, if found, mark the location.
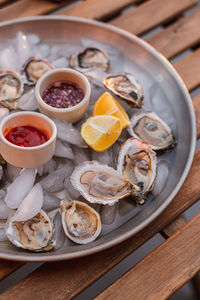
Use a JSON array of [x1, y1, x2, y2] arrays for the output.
[[81, 115, 122, 151], [93, 92, 130, 129]]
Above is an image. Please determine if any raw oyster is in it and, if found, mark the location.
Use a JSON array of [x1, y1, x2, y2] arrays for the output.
[[0, 70, 24, 109], [103, 73, 144, 108], [117, 138, 157, 204], [70, 161, 139, 205], [6, 210, 55, 252], [70, 47, 109, 72], [21, 57, 54, 85], [60, 200, 101, 244], [128, 111, 175, 150]]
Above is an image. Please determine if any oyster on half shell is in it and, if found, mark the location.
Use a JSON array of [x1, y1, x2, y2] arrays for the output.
[[60, 200, 101, 244], [70, 47, 109, 72], [21, 57, 54, 85], [128, 111, 176, 150], [103, 73, 144, 108], [0, 70, 24, 109], [70, 161, 139, 205], [117, 138, 157, 204], [6, 210, 55, 252]]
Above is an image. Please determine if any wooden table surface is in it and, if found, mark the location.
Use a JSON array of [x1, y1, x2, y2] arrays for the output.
[[0, 0, 200, 299]]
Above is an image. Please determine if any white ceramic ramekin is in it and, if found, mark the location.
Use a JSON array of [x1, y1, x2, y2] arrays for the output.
[[0, 111, 57, 168], [35, 68, 91, 123]]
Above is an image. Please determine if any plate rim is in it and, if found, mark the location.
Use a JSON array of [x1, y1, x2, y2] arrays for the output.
[[0, 15, 196, 261]]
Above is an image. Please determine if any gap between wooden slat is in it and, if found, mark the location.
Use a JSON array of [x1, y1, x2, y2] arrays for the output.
[[193, 272, 200, 297], [59, 0, 140, 20], [1, 148, 200, 300], [148, 9, 200, 60], [0, 0, 71, 22], [95, 213, 200, 300], [110, 0, 198, 36]]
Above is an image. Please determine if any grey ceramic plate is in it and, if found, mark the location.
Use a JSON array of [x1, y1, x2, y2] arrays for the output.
[[0, 16, 196, 261]]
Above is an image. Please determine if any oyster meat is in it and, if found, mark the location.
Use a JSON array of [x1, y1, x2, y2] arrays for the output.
[[70, 47, 109, 72], [6, 210, 55, 252], [103, 73, 144, 108], [117, 138, 157, 204], [61, 200, 101, 244], [0, 70, 24, 109], [128, 111, 175, 150], [70, 161, 139, 205], [22, 57, 54, 85]]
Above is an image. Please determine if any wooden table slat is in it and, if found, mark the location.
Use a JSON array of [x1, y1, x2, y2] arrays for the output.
[[59, 0, 141, 20], [174, 48, 200, 91], [148, 9, 200, 59], [0, 260, 23, 281], [1, 148, 200, 300], [0, 0, 70, 22], [95, 213, 200, 300], [110, 0, 198, 36], [162, 216, 200, 298], [192, 94, 200, 138]]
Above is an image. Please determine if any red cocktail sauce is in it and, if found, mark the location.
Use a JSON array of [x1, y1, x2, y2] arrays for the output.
[[5, 126, 49, 147]]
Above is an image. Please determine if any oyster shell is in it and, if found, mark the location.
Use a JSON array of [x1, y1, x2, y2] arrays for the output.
[[117, 138, 157, 204], [70, 47, 109, 72], [70, 161, 139, 205], [0, 70, 24, 109], [60, 200, 101, 244], [128, 111, 175, 150], [6, 210, 55, 252], [103, 73, 144, 108], [22, 57, 54, 85]]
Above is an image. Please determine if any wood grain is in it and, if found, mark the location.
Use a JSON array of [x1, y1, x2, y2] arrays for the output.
[[59, 0, 140, 20], [192, 94, 200, 138], [110, 0, 198, 35], [95, 213, 200, 300], [174, 48, 200, 91], [161, 215, 200, 298], [1, 149, 200, 300], [148, 9, 200, 59], [0, 0, 70, 22], [0, 260, 23, 280]]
